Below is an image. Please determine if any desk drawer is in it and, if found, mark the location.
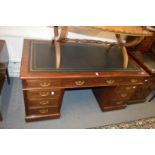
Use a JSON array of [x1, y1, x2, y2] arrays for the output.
[[61, 77, 144, 88], [25, 89, 63, 99], [98, 100, 127, 111], [23, 79, 61, 88], [101, 103, 127, 111], [61, 77, 120, 88], [111, 85, 137, 100], [104, 100, 126, 106], [27, 107, 59, 116], [27, 98, 61, 108]]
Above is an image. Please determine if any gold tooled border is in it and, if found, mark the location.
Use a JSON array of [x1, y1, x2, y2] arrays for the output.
[[29, 40, 140, 72], [29, 40, 54, 72]]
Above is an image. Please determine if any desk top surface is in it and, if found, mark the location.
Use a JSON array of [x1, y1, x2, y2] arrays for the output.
[[20, 40, 148, 79]]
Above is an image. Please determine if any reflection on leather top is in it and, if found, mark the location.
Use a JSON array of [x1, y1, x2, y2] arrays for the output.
[[29, 40, 139, 72]]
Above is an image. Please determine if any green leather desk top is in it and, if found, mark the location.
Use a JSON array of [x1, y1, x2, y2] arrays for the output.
[[29, 40, 140, 72]]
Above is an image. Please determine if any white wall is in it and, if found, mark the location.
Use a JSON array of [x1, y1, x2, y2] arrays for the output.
[[0, 26, 116, 77]]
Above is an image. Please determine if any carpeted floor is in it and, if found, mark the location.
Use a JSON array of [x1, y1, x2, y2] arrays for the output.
[[92, 117, 155, 129], [0, 78, 155, 129]]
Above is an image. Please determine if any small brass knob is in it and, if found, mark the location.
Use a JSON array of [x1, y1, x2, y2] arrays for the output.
[[106, 79, 115, 84], [40, 82, 51, 87], [39, 109, 48, 114], [75, 81, 85, 86], [39, 92, 49, 97]]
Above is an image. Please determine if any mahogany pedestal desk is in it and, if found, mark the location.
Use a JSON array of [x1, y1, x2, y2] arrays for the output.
[[0, 40, 10, 121], [20, 40, 149, 122], [129, 51, 155, 103]]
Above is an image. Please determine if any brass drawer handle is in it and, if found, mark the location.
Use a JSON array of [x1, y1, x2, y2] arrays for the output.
[[75, 81, 85, 86], [116, 101, 123, 105], [40, 101, 49, 105], [130, 79, 138, 83], [121, 93, 127, 98], [106, 80, 115, 84], [40, 82, 51, 87], [39, 92, 49, 97], [39, 109, 49, 114], [126, 86, 131, 90]]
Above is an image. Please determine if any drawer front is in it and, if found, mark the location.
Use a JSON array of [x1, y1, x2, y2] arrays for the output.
[[61, 78, 121, 88], [103, 100, 126, 107], [23, 79, 61, 88], [27, 107, 59, 116], [148, 79, 155, 89], [25, 89, 62, 99], [93, 85, 137, 105], [27, 98, 61, 108], [61, 77, 144, 88], [112, 85, 137, 100], [120, 77, 145, 85], [99, 100, 127, 111], [112, 93, 131, 100]]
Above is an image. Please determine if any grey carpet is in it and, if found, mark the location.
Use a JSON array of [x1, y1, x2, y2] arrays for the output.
[[0, 78, 155, 129]]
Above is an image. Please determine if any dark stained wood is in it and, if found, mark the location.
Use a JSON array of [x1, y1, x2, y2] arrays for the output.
[[20, 39, 150, 122], [127, 34, 155, 104], [135, 33, 155, 52], [0, 113, 2, 121], [128, 84, 151, 104], [27, 98, 62, 108], [93, 85, 137, 111], [0, 40, 9, 121]]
